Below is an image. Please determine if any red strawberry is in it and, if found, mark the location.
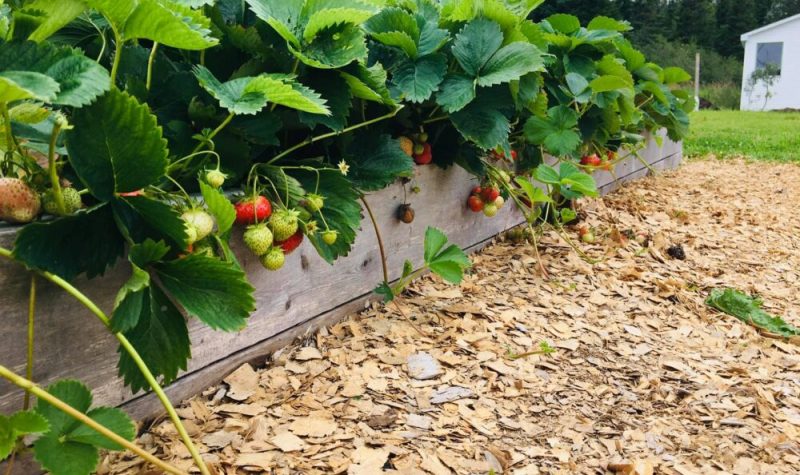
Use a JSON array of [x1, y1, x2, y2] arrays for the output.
[[580, 154, 601, 167], [467, 195, 484, 212], [471, 186, 482, 196], [481, 187, 500, 202], [511, 150, 518, 161], [0, 178, 41, 223], [413, 143, 433, 165], [276, 230, 304, 254], [235, 195, 272, 224]]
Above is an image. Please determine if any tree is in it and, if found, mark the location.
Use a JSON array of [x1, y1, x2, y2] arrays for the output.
[[765, 0, 800, 22], [716, 0, 758, 57], [533, 0, 620, 24], [675, 0, 717, 49]]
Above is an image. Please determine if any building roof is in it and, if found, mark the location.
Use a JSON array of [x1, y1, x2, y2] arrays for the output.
[[741, 13, 800, 41]]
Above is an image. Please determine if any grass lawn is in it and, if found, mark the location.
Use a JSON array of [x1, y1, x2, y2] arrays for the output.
[[684, 110, 800, 162]]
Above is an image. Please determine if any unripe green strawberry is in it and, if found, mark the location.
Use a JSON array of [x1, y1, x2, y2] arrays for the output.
[[494, 196, 505, 209], [483, 203, 498, 217], [243, 224, 273, 256], [321, 230, 338, 245], [0, 178, 40, 223], [303, 193, 324, 212], [268, 209, 300, 241], [182, 209, 215, 241], [42, 187, 82, 216], [260, 247, 285, 271], [205, 169, 226, 188], [413, 143, 425, 155], [418, 132, 429, 143], [193, 242, 215, 257]]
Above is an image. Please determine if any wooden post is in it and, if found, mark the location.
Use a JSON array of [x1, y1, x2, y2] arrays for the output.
[[694, 52, 701, 111]]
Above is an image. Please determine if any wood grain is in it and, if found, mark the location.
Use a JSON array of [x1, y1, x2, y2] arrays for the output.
[[0, 135, 681, 420]]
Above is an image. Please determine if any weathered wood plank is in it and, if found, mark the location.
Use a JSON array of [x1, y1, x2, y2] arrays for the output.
[[0, 135, 681, 419]]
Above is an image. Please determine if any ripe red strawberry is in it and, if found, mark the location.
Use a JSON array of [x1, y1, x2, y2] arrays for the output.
[[467, 195, 484, 212], [235, 195, 272, 225], [268, 208, 300, 241], [276, 230, 303, 254], [0, 178, 41, 223], [399, 136, 414, 157], [243, 224, 273, 256], [580, 154, 601, 167], [413, 143, 432, 165], [511, 150, 518, 161], [471, 186, 482, 196], [260, 247, 285, 271], [481, 187, 500, 202]]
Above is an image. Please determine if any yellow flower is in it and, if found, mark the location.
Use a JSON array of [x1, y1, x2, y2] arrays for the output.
[[337, 160, 350, 176]]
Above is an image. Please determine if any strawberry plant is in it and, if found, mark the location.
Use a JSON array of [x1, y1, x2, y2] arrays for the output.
[[0, 1, 692, 472]]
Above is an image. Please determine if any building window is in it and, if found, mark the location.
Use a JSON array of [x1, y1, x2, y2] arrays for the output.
[[756, 42, 783, 74]]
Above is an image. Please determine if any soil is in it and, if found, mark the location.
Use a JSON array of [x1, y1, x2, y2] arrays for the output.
[[103, 159, 800, 475]]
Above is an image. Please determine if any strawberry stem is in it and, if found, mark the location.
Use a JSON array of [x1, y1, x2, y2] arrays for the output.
[[47, 120, 67, 215], [266, 106, 403, 165], [24, 275, 35, 410], [1, 101, 15, 166], [361, 195, 388, 283], [145, 42, 159, 92]]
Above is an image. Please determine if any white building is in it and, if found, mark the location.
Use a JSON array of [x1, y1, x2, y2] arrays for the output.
[[740, 13, 800, 111]]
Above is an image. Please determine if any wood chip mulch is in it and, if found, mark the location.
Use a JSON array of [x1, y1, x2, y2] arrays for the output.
[[104, 159, 800, 475]]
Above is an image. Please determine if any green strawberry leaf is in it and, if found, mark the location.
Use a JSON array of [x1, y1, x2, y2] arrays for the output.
[[121, 0, 218, 50], [246, 0, 373, 68], [374, 281, 395, 303], [33, 380, 134, 475], [67, 407, 135, 450], [0, 41, 110, 107], [113, 195, 189, 249], [117, 284, 190, 392], [299, 71, 352, 131], [662, 66, 691, 85], [533, 164, 561, 185], [343, 133, 414, 192], [128, 239, 170, 268], [340, 63, 394, 105], [111, 265, 150, 333], [0, 411, 49, 460], [515, 176, 553, 204], [363, 7, 420, 58], [13, 204, 125, 280], [33, 437, 98, 475], [450, 87, 513, 151], [545, 14, 580, 34], [24, 0, 86, 42], [390, 53, 447, 103], [294, 167, 362, 263], [10, 411, 49, 434], [424, 227, 470, 285], [155, 254, 255, 332], [451, 19, 503, 77], [477, 42, 544, 87], [67, 89, 168, 201], [523, 105, 581, 157], [193, 65, 329, 115], [590, 75, 631, 94], [0, 71, 59, 103], [200, 181, 236, 236], [436, 74, 475, 113]]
